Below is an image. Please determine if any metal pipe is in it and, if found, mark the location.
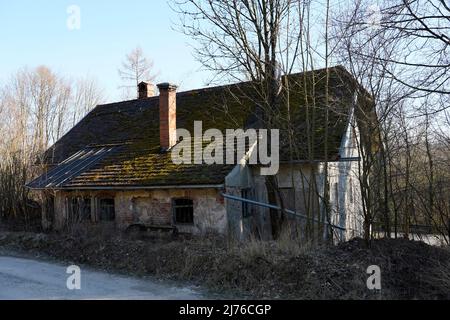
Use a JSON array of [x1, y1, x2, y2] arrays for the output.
[[278, 157, 360, 164], [221, 192, 346, 231]]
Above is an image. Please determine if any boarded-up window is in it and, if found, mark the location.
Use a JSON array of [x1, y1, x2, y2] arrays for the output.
[[174, 199, 194, 224], [69, 197, 91, 221], [99, 198, 115, 221], [80, 198, 91, 220]]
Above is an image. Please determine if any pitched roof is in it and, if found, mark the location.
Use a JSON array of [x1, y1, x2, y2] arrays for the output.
[[28, 66, 364, 190]]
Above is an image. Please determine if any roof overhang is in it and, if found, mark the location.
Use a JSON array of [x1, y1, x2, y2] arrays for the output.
[[27, 184, 225, 191]]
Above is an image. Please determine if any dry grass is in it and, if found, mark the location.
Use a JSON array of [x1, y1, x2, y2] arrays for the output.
[[419, 246, 450, 299], [1, 230, 449, 299]]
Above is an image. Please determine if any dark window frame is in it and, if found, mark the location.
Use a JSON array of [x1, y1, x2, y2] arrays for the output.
[[99, 198, 115, 222], [173, 198, 194, 225]]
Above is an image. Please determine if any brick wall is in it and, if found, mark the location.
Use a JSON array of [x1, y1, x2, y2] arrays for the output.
[[158, 83, 177, 150]]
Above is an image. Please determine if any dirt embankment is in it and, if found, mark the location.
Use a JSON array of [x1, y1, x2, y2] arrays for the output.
[[0, 230, 449, 299]]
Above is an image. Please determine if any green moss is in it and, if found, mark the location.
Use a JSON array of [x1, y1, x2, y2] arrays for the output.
[[48, 66, 368, 188]]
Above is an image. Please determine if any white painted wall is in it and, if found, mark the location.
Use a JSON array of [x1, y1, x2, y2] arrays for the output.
[[327, 108, 364, 241]]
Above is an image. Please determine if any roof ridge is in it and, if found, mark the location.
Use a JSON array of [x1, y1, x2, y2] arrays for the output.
[[97, 65, 348, 108]]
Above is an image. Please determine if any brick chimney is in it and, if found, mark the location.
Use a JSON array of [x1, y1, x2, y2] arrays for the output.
[[157, 83, 178, 151], [138, 81, 155, 99]]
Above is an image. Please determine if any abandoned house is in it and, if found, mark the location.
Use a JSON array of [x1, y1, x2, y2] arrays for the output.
[[27, 66, 373, 241]]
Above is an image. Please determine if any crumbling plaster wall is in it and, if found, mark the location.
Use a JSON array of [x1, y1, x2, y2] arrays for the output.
[[52, 188, 227, 235], [115, 188, 227, 234]]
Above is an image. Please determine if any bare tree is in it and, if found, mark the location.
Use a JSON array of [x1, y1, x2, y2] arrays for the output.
[[175, 0, 296, 239], [345, 0, 450, 107], [333, 0, 450, 245], [174, 0, 352, 243], [2, 67, 72, 155], [71, 76, 104, 126], [118, 46, 157, 99], [0, 66, 105, 229]]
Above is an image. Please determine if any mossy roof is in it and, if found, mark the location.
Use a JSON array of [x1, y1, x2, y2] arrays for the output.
[[31, 66, 366, 189]]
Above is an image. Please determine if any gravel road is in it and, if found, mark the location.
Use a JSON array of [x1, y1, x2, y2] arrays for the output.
[[0, 255, 205, 300]]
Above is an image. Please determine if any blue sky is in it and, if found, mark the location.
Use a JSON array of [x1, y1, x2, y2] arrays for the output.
[[0, 0, 210, 102]]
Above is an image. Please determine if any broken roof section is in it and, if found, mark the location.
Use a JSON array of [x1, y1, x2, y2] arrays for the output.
[[27, 146, 118, 189]]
